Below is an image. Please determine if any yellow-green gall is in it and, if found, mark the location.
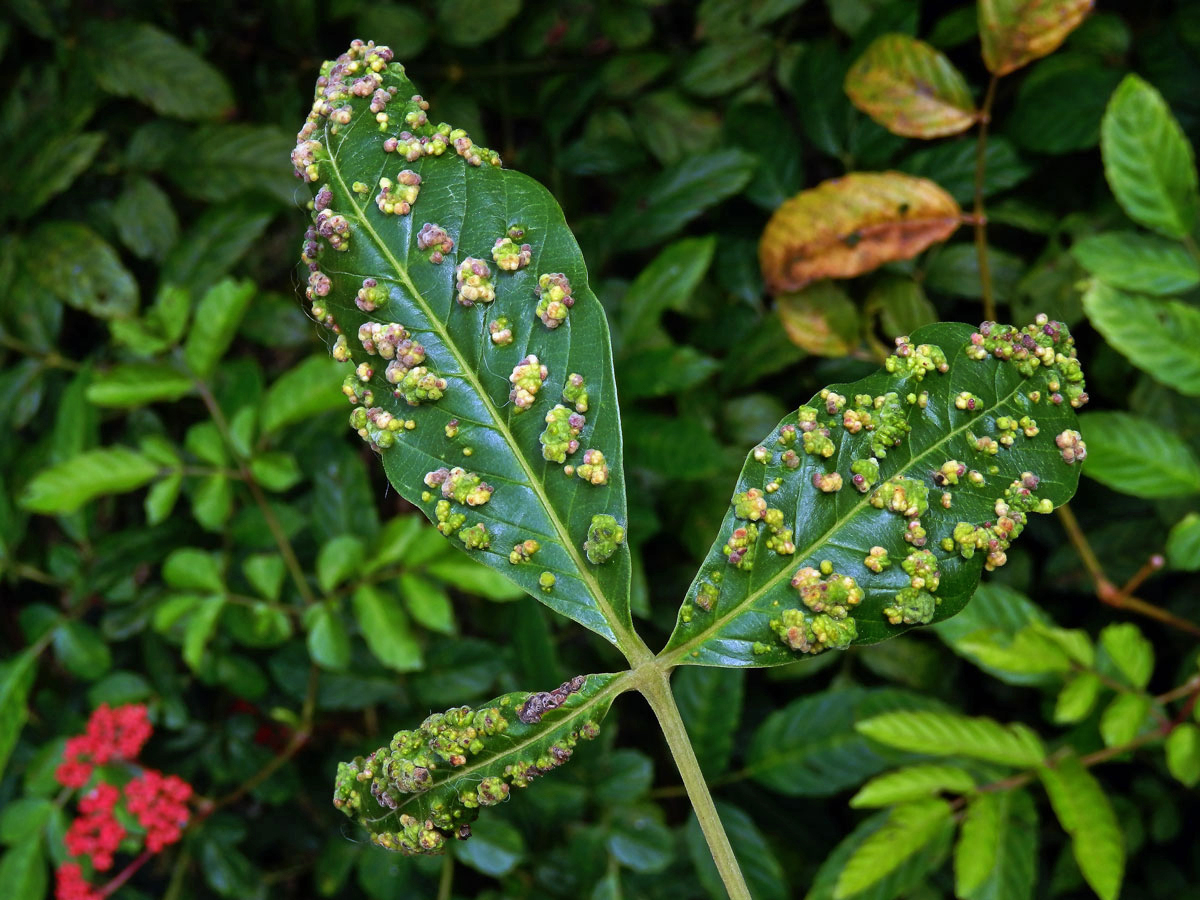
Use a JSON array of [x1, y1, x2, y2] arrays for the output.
[[864, 546, 890, 572], [584, 514, 625, 564], [509, 540, 539, 564], [539, 571, 556, 591]]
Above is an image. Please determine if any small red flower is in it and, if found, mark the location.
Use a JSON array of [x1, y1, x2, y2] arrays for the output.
[[64, 784, 125, 871], [55, 704, 153, 789], [124, 770, 193, 852], [55, 863, 101, 900]]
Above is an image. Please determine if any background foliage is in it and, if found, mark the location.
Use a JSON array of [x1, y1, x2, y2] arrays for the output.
[[2, 1, 1200, 898]]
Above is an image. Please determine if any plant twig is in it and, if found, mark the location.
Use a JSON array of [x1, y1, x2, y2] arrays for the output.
[[973, 74, 1000, 322], [438, 853, 455, 900], [99, 850, 153, 898], [1057, 504, 1200, 637], [638, 667, 751, 900]]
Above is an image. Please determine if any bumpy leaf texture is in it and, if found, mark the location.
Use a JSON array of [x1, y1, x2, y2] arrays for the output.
[[333, 673, 621, 854], [292, 41, 631, 644], [663, 320, 1088, 667]]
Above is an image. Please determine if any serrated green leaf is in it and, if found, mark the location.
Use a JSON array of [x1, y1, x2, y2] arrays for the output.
[[1081, 283, 1200, 397], [675, 666, 744, 778], [113, 176, 179, 261], [294, 58, 636, 648], [686, 802, 788, 900], [1165, 723, 1200, 787], [184, 279, 256, 378], [0, 835, 47, 900], [336, 673, 621, 852], [979, 0, 1093, 76], [397, 572, 457, 635], [955, 789, 1037, 900], [144, 473, 183, 525], [26, 223, 137, 319], [1167, 512, 1200, 571], [1054, 672, 1102, 724], [317, 535, 366, 593], [805, 808, 951, 900], [1079, 411, 1200, 498], [1101, 74, 1199, 239], [260, 355, 347, 435], [1038, 754, 1124, 900], [163, 547, 225, 592], [1070, 232, 1200, 296], [845, 34, 976, 138], [935, 583, 1054, 686], [183, 596, 225, 671], [305, 603, 350, 671], [748, 688, 946, 796], [679, 31, 774, 97], [1099, 693, 1153, 747], [0, 648, 40, 779], [834, 799, 953, 899], [954, 625, 1074, 675], [86, 363, 194, 407], [1098, 622, 1154, 690], [662, 320, 1086, 666], [856, 711, 1046, 767], [86, 21, 233, 119], [619, 236, 715, 348], [424, 556, 525, 600], [8, 131, 105, 221], [850, 764, 975, 808], [352, 585, 423, 672], [21, 447, 160, 514]]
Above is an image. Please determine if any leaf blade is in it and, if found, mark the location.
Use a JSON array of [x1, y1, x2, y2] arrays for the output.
[[1038, 754, 1125, 900], [979, 0, 1093, 76]]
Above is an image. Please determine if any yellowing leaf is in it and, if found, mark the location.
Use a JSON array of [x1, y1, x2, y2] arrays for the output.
[[759, 172, 961, 293], [979, 0, 1094, 76], [776, 281, 860, 357], [845, 34, 977, 138]]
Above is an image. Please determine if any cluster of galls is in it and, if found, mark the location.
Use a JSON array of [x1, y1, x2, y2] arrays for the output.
[[761, 566, 862, 656], [730, 489, 794, 557], [883, 549, 942, 626], [456, 257, 495, 306], [333, 701, 514, 855], [315, 208, 351, 252], [508, 539, 540, 565], [492, 234, 532, 271], [1056, 429, 1087, 464], [536, 272, 574, 328], [424, 467, 493, 507], [417, 223, 455, 264], [376, 170, 421, 215], [941, 472, 1053, 571], [885, 336, 949, 381], [570, 448, 609, 485], [964, 315, 1088, 408], [540, 405, 585, 463], [509, 355, 547, 411], [354, 321, 446, 408], [518, 675, 587, 724], [356, 277, 386, 312], [489, 317, 513, 345], [563, 373, 589, 413], [584, 514, 625, 564], [350, 406, 413, 450]]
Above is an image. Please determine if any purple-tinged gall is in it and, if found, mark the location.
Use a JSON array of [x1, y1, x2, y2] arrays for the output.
[[562, 373, 588, 413], [536, 273, 574, 329], [456, 258, 495, 306], [492, 237, 532, 271], [1055, 429, 1086, 464], [509, 355, 548, 411]]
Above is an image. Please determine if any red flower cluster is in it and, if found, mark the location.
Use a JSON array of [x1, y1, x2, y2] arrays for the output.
[[124, 770, 193, 851], [54, 863, 101, 900], [64, 784, 125, 870], [53, 703, 194, 900], [55, 704, 152, 788]]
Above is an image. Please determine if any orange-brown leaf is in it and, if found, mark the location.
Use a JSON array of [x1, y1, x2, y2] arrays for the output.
[[759, 172, 962, 294], [777, 281, 860, 357], [845, 34, 977, 139], [980, 0, 1094, 76]]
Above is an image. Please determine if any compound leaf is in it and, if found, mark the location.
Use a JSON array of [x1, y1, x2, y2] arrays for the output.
[[662, 320, 1086, 666], [293, 44, 632, 645]]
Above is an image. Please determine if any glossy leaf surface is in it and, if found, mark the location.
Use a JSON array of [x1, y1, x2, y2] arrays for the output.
[[845, 34, 977, 139], [979, 0, 1094, 76], [760, 173, 961, 293], [663, 320, 1086, 666], [293, 49, 631, 644]]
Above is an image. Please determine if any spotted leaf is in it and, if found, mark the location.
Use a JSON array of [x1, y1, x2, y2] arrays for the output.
[[663, 320, 1087, 667], [979, 0, 1094, 77], [332, 673, 622, 855], [292, 42, 632, 645], [759, 173, 961, 294]]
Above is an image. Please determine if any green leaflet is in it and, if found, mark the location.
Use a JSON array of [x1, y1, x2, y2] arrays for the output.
[[333, 673, 622, 854], [1038, 754, 1125, 900], [293, 42, 631, 644], [663, 320, 1087, 667]]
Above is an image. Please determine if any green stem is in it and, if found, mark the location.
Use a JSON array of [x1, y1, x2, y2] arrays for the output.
[[638, 666, 750, 900], [437, 853, 454, 900], [973, 74, 1000, 323]]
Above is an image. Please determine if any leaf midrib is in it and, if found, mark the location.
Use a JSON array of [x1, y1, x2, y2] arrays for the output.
[[666, 355, 1028, 662], [373, 671, 631, 822], [324, 137, 633, 651]]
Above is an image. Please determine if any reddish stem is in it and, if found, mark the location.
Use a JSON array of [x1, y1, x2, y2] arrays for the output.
[[99, 850, 154, 898]]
